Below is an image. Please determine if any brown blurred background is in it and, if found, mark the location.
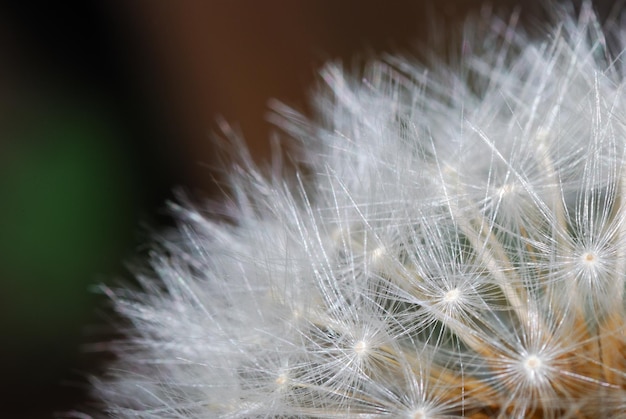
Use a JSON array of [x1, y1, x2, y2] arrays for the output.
[[0, 1, 616, 417]]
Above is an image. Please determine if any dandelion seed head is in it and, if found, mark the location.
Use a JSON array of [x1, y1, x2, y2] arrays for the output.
[[93, 3, 626, 418]]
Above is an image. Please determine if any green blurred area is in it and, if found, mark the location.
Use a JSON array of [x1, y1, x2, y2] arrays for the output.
[[0, 101, 136, 411], [0, 3, 187, 416], [2, 109, 128, 323]]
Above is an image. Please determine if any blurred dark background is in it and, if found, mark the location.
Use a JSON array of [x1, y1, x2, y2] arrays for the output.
[[0, 1, 616, 417]]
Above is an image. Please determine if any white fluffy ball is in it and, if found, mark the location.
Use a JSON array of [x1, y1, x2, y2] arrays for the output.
[[95, 3, 626, 418]]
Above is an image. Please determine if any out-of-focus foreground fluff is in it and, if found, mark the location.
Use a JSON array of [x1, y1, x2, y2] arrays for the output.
[[94, 3, 626, 418]]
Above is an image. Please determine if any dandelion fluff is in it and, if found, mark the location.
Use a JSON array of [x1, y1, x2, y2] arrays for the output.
[[94, 3, 626, 418]]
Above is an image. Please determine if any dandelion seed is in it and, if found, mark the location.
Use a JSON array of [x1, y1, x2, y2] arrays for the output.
[[522, 354, 543, 379], [352, 339, 369, 358], [581, 251, 596, 264], [442, 288, 460, 304], [274, 372, 288, 387], [409, 407, 428, 419]]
